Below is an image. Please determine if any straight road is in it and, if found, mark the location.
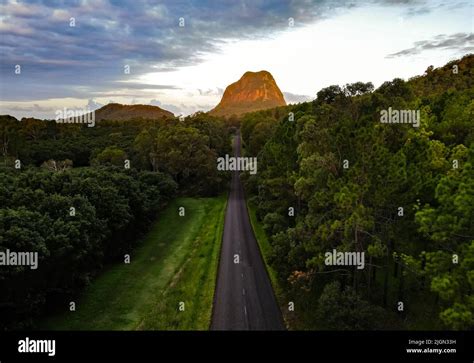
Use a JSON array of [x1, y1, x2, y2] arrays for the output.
[[211, 132, 285, 330]]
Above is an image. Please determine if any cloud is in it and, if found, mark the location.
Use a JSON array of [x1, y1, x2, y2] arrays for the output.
[[0, 0, 467, 116], [149, 99, 183, 114], [149, 99, 212, 115], [197, 88, 224, 96], [0, 102, 57, 120], [0, 1, 44, 18], [0, 103, 55, 113], [0, 0, 381, 102], [87, 99, 103, 110], [386, 33, 474, 58], [111, 82, 180, 90], [283, 92, 313, 104], [402, 1, 470, 16]]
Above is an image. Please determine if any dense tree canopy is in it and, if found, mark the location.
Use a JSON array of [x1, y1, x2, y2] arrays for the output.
[[0, 112, 231, 329], [241, 54, 473, 330]]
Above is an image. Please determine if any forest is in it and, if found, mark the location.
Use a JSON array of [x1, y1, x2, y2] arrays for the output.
[[0, 113, 231, 329], [240, 54, 473, 330]]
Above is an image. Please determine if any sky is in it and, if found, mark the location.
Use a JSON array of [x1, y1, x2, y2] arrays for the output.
[[0, 0, 473, 119]]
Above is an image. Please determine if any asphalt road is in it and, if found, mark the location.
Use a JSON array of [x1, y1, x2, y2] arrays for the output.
[[211, 132, 285, 330]]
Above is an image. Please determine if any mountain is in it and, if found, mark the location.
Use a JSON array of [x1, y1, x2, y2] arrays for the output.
[[94, 103, 174, 121], [209, 70, 286, 117]]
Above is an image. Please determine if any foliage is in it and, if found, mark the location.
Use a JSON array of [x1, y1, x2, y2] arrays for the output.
[[241, 54, 474, 330], [0, 110, 233, 329]]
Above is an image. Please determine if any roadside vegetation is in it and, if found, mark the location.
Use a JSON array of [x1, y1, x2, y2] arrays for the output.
[[241, 55, 473, 330], [0, 112, 231, 330], [41, 197, 226, 330]]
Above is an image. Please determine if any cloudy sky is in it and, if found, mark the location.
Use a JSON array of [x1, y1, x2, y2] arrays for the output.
[[0, 0, 472, 119]]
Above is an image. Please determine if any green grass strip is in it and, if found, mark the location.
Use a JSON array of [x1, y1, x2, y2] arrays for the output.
[[41, 196, 227, 330]]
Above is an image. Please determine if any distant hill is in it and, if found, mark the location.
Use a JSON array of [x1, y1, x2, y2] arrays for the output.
[[94, 103, 174, 121], [0, 103, 174, 123], [209, 70, 286, 117]]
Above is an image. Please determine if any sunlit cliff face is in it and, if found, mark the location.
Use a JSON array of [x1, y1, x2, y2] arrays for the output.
[[209, 71, 286, 117]]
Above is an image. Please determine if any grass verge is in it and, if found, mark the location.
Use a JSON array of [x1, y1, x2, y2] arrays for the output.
[[41, 196, 227, 330]]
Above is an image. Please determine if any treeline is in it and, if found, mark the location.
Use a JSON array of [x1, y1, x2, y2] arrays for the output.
[[0, 111, 232, 329], [241, 54, 473, 330], [0, 112, 231, 195]]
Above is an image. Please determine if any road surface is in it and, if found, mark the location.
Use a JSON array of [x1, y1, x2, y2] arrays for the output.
[[211, 132, 285, 330]]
